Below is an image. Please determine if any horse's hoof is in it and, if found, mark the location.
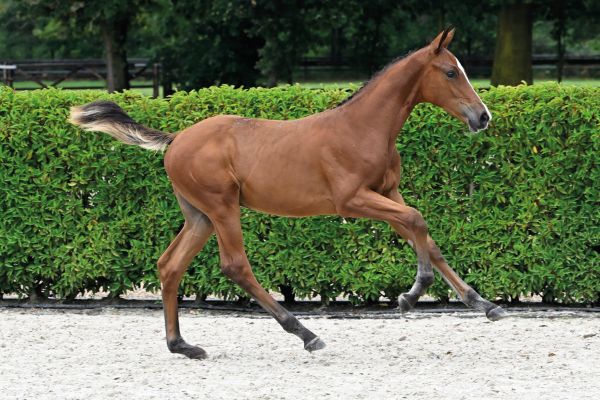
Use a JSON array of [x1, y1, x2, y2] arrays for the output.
[[304, 337, 326, 352], [168, 339, 208, 360], [185, 346, 208, 360], [486, 306, 507, 321], [397, 294, 413, 313]]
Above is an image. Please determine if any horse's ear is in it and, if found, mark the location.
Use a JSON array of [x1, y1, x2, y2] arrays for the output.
[[431, 26, 455, 54]]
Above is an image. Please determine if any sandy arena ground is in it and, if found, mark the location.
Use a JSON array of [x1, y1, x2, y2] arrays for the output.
[[0, 308, 598, 400]]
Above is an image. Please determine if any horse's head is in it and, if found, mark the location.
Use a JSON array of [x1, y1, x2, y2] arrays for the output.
[[417, 27, 491, 132]]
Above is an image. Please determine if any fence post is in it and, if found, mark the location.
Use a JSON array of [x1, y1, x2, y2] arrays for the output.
[[152, 63, 160, 98], [8, 66, 15, 88], [1, 65, 16, 88]]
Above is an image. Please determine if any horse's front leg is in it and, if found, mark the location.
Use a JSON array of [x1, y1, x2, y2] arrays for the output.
[[340, 189, 434, 311], [387, 191, 506, 321]]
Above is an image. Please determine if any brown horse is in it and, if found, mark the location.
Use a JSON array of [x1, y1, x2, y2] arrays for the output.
[[70, 28, 504, 360]]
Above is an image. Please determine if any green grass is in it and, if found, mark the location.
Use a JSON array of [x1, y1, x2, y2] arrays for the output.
[[8, 80, 160, 96]]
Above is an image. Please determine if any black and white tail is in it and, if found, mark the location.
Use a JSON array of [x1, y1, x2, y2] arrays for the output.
[[69, 101, 174, 151]]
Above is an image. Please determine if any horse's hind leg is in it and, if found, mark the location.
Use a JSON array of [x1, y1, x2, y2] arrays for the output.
[[387, 191, 506, 320], [158, 194, 214, 359], [209, 205, 325, 352]]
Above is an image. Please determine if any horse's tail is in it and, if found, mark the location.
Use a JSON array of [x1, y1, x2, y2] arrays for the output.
[[69, 101, 174, 151]]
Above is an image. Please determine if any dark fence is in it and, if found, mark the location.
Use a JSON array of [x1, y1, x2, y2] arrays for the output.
[[462, 54, 600, 80], [0, 58, 162, 97], [1, 55, 598, 96], [298, 54, 600, 81]]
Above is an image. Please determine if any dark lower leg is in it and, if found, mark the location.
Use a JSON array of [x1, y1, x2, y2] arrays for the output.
[[398, 255, 434, 312], [463, 289, 506, 320], [385, 191, 505, 319], [427, 237, 506, 320], [159, 218, 213, 359], [227, 265, 325, 352], [392, 221, 434, 312], [398, 258, 435, 312], [270, 301, 324, 351]]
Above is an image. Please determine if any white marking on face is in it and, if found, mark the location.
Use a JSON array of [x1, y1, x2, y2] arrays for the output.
[[456, 58, 468, 80], [454, 56, 492, 122]]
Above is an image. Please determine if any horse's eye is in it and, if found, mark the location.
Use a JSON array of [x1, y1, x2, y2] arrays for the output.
[[446, 70, 457, 79]]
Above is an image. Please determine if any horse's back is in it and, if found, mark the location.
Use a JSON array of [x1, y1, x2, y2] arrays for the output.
[[164, 113, 336, 216]]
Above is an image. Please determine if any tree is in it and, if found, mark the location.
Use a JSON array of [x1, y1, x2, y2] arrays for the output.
[[0, 1, 97, 60], [156, 0, 319, 89], [1, 0, 158, 92], [491, 1, 533, 86], [97, 4, 132, 92], [63, 0, 162, 92], [248, 0, 319, 86], [155, 0, 263, 90]]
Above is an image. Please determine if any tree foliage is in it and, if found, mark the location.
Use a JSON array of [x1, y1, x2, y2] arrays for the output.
[[0, 1, 598, 87]]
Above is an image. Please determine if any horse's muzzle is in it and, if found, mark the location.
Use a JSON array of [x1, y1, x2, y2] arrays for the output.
[[467, 109, 491, 132]]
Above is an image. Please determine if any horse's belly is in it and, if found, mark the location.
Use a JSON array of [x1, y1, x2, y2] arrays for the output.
[[239, 181, 336, 217]]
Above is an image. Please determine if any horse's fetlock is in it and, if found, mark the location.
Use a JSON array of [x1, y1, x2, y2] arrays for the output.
[[463, 288, 481, 304], [167, 337, 184, 352], [418, 271, 435, 287], [280, 314, 300, 334]]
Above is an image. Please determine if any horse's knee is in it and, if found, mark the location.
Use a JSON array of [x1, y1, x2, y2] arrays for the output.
[[157, 256, 169, 280], [406, 207, 428, 235], [158, 256, 179, 291], [220, 258, 249, 281]]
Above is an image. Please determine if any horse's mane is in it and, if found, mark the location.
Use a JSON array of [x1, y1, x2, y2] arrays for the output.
[[335, 51, 414, 108]]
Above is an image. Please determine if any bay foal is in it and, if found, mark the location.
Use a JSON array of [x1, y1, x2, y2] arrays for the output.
[[70, 28, 505, 360]]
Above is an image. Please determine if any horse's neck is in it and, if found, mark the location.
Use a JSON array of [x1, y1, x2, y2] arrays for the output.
[[338, 52, 425, 140]]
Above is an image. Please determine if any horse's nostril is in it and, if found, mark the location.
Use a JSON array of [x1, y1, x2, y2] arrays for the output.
[[480, 112, 489, 124]]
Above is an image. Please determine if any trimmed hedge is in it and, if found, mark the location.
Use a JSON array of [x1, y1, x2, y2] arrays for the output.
[[0, 84, 598, 304]]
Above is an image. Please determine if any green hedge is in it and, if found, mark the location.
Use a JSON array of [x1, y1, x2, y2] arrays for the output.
[[1, 84, 598, 304]]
